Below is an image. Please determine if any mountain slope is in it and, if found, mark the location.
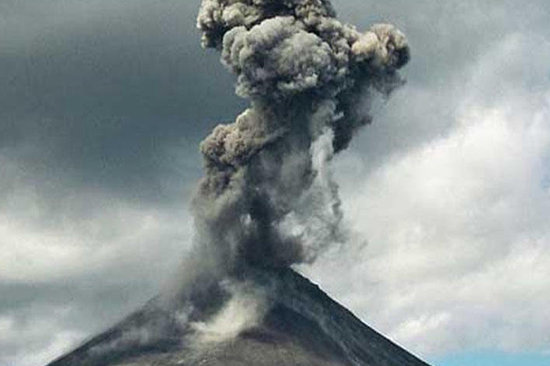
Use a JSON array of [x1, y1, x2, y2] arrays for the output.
[[46, 269, 430, 366]]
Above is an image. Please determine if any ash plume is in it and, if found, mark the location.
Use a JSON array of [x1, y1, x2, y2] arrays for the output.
[[190, 0, 409, 277], [43, 4, 420, 364]]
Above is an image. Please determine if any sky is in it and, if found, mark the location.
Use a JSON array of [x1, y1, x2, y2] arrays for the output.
[[0, 1, 549, 365]]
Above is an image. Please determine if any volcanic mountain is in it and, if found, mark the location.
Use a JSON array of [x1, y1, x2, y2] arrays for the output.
[[47, 268, 430, 366], [47, 1, 419, 364]]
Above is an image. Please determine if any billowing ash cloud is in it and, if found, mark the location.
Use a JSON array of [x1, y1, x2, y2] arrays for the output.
[[191, 0, 409, 275]]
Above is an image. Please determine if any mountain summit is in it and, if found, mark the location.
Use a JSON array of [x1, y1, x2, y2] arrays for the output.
[[47, 269, 430, 366]]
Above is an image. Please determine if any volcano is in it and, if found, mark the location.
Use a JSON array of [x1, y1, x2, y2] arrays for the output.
[[47, 1, 420, 364], [47, 269, 430, 366]]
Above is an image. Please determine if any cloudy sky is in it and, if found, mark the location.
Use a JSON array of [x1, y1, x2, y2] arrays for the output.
[[1, 1, 549, 365]]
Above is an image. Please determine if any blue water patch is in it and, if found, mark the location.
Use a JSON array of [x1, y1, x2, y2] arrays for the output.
[[433, 351, 550, 366]]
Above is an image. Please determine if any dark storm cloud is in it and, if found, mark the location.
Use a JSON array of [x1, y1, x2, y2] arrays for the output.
[[0, 0, 245, 203]]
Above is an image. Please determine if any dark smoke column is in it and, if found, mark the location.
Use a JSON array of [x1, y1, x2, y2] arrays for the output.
[[42, 4, 419, 365], [44, 4, 418, 365], [193, 0, 409, 274]]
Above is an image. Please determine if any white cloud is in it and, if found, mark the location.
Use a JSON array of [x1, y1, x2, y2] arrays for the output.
[[0, 153, 195, 364], [305, 33, 550, 357], [0, 310, 84, 366], [0, 184, 193, 283]]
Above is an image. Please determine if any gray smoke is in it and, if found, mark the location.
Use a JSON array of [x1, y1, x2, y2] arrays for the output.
[[75, 3, 411, 356], [190, 0, 409, 277]]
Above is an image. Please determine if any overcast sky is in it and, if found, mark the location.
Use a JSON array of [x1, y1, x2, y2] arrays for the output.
[[1, 1, 549, 365]]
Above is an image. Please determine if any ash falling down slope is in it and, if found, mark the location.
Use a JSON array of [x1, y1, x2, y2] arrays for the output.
[[48, 269, 429, 366], [48, 0, 428, 365]]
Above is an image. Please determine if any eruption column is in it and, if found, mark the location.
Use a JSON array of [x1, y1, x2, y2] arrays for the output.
[[192, 0, 410, 276]]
